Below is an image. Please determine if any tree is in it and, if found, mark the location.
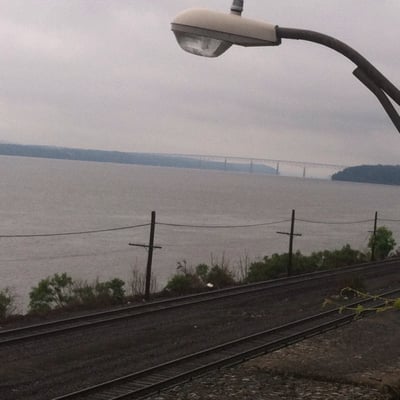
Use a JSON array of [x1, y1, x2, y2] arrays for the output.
[[368, 226, 396, 260]]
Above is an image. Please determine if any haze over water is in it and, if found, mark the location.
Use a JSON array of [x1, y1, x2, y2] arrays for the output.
[[2, 156, 400, 310]]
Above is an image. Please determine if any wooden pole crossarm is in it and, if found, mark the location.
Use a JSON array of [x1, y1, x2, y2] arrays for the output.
[[129, 243, 162, 250]]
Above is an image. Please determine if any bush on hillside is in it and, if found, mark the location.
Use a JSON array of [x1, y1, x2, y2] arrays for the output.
[[246, 245, 368, 283], [29, 273, 127, 314], [164, 272, 204, 295], [368, 226, 396, 260], [0, 287, 17, 320], [29, 273, 74, 313], [206, 265, 235, 289], [164, 259, 236, 295]]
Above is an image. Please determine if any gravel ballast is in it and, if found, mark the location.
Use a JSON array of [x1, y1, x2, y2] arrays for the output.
[[145, 311, 400, 400]]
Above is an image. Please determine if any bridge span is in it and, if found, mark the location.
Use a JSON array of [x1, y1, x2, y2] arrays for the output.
[[169, 153, 349, 179]]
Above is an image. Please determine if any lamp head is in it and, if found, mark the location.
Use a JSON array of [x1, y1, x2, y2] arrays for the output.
[[173, 29, 232, 58], [171, 9, 280, 58]]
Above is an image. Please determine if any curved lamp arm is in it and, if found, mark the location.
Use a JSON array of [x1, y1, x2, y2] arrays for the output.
[[276, 27, 400, 132], [171, 5, 400, 134], [276, 27, 400, 105], [353, 67, 400, 132]]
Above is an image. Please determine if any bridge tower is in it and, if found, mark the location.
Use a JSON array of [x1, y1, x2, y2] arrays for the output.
[[276, 162, 280, 175]]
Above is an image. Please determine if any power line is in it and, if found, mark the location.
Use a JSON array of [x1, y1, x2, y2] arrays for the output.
[[296, 218, 374, 225], [0, 223, 150, 238], [156, 219, 291, 229], [0, 248, 135, 263], [378, 218, 400, 222], [0, 214, 389, 239]]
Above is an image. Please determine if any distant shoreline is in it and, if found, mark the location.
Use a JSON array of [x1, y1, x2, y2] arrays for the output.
[[332, 164, 400, 186], [0, 143, 276, 175]]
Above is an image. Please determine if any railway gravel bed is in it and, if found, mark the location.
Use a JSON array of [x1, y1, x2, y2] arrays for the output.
[[145, 312, 400, 400], [1, 263, 399, 400]]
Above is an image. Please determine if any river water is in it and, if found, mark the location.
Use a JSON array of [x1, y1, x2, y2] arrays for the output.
[[1, 156, 400, 310]]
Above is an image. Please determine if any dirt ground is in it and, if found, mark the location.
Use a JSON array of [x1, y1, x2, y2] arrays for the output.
[[146, 311, 400, 400], [247, 310, 400, 396]]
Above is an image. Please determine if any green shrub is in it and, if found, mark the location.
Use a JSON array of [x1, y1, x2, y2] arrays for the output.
[[246, 259, 271, 282], [0, 288, 16, 320], [165, 258, 237, 295], [246, 245, 368, 283], [29, 273, 126, 313], [73, 282, 97, 305], [101, 278, 125, 304], [310, 245, 367, 270], [73, 278, 125, 306], [165, 273, 203, 295], [368, 226, 396, 260], [29, 273, 74, 313], [195, 263, 209, 283], [246, 253, 290, 282], [165, 260, 207, 295], [206, 265, 235, 288]]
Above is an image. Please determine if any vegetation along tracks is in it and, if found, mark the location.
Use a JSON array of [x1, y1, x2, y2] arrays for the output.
[[52, 287, 400, 400], [0, 258, 398, 346]]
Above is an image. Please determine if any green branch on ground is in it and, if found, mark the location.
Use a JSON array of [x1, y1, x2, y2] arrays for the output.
[[324, 287, 400, 316]]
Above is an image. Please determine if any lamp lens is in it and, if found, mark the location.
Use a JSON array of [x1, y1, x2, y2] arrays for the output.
[[173, 32, 231, 57]]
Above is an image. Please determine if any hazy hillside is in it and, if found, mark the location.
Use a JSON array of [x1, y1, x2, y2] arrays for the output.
[[0, 143, 276, 175], [332, 165, 400, 185]]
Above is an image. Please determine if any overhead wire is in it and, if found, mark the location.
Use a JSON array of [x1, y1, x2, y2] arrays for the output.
[[0, 223, 151, 238], [378, 217, 400, 222], [156, 219, 291, 229], [0, 214, 391, 238], [296, 218, 374, 225]]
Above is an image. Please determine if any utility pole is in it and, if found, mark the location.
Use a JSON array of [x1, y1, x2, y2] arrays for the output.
[[277, 209, 302, 276], [129, 211, 161, 301], [370, 211, 378, 261]]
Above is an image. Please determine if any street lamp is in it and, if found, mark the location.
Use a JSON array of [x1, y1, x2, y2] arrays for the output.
[[171, 1, 400, 133]]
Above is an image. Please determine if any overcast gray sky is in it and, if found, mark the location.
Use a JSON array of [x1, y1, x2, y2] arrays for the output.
[[1, 0, 399, 166]]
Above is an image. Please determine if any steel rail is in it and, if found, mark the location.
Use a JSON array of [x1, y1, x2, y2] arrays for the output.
[[1, 258, 398, 346], [52, 287, 400, 400]]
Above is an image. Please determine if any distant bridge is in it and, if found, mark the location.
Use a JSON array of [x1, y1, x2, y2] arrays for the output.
[[168, 153, 349, 178]]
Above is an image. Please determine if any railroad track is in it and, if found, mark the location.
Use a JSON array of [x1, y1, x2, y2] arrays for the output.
[[52, 287, 400, 400], [1, 258, 398, 346]]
